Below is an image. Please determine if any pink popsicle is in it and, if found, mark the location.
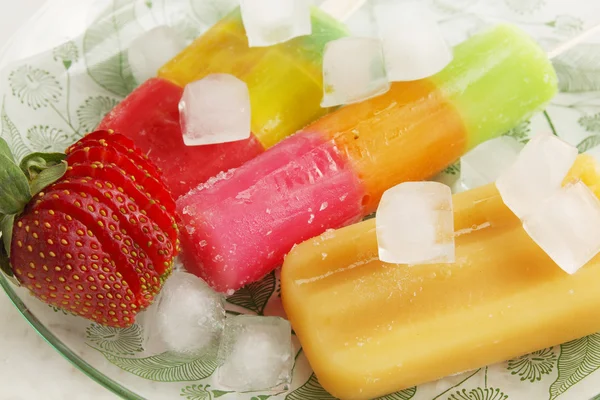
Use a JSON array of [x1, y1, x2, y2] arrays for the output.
[[177, 132, 365, 292]]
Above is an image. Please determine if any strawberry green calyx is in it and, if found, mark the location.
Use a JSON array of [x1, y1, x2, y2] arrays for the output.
[[20, 152, 69, 196], [0, 137, 67, 284]]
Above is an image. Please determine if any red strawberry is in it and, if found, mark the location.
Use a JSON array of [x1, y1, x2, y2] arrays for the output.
[[65, 129, 163, 180], [0, 130, 179, 327], [66, 144, 176, 213], [12, 211, 140, 326], [43, 178, 175, 275], [62, 163, 179, 243]]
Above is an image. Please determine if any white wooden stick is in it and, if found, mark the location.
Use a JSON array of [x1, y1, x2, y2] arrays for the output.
[[548, 22, 600, 59], [319, 0, 369, 21]]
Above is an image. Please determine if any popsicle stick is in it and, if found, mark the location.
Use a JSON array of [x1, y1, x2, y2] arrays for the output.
[[548, 22, 600, 59], [320, 0, 368, 21]]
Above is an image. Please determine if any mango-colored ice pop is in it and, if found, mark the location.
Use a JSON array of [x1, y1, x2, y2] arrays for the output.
[[281, 155, 600, 400]]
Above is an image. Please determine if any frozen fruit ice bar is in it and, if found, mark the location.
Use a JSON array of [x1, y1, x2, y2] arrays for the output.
[[281, 155, 600, 400], [178, 24, 557, 292], [178, 132, 365, 292]]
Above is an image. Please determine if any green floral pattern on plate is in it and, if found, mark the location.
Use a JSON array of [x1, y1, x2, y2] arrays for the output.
[[180, 384, 233, 400], [446, 387, 508, 400], [86, 323, 144, 356], [101, 350, 219, 382], [2, 0, 600, 399], [507, 348, 557, 383], [76, 96, 119, 132], [226, 271, 276, 315], [549, 334, 600, 400]]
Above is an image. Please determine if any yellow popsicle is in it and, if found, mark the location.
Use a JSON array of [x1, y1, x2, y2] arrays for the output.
[[159, 8, 348, 148], [281, 155, 600, 400]]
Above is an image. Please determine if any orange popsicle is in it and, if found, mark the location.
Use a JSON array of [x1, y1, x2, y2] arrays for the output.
[[282, 155, 600, 400]]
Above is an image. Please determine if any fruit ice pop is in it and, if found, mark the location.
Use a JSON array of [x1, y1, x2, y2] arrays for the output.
[[99, 7, 348, 197], [280, 155, 600, 400], [159, 7, 347, 148], [177, 24, 558, 292]]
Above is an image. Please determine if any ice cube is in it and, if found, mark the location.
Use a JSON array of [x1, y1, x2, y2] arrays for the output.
[[179, 74, 251, 146], [149, 271, 226, 354], [374, 0, 452, 81], [321, 37, 390, 107], [344, 2, 378, 38], [217, 315, 294, 391], [239, 0, 312, 47], [376, 182, 455, 264], [496, 132, 578, 219], [128, 26, 186, 84], [523, 181, 600, 274], [460, 136, 524, 191]]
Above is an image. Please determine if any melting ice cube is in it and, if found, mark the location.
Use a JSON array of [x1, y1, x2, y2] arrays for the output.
[[217, 315, 294, 391], [374, 0, 452, 81], [128, 26, 186, 84], [523, 181, 600, 274], [179, 74, 251, 146], [146, 271, 226, 354], [343, 2, 378, 38], [239, 0, 312, 47], [321, 37, 390, 107], [376, 181, 455, 264], [460, 136, 524, 191], [496, 132, 578, 219]]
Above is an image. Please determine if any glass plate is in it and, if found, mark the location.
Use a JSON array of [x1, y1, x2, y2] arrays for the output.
[[2, 0, 600, 399]]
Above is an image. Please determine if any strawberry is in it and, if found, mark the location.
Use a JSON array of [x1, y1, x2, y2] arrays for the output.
[[62, 162, 179, 243], [65, 130, 163, 180], [0, 130, 179, 327], [66, 143, 176, 213]]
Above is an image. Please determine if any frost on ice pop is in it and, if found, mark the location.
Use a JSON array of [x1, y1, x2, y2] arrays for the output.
[[177, 24, 558, 292], [178, 132, 365, 292], [281, 155, 600, 400]]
